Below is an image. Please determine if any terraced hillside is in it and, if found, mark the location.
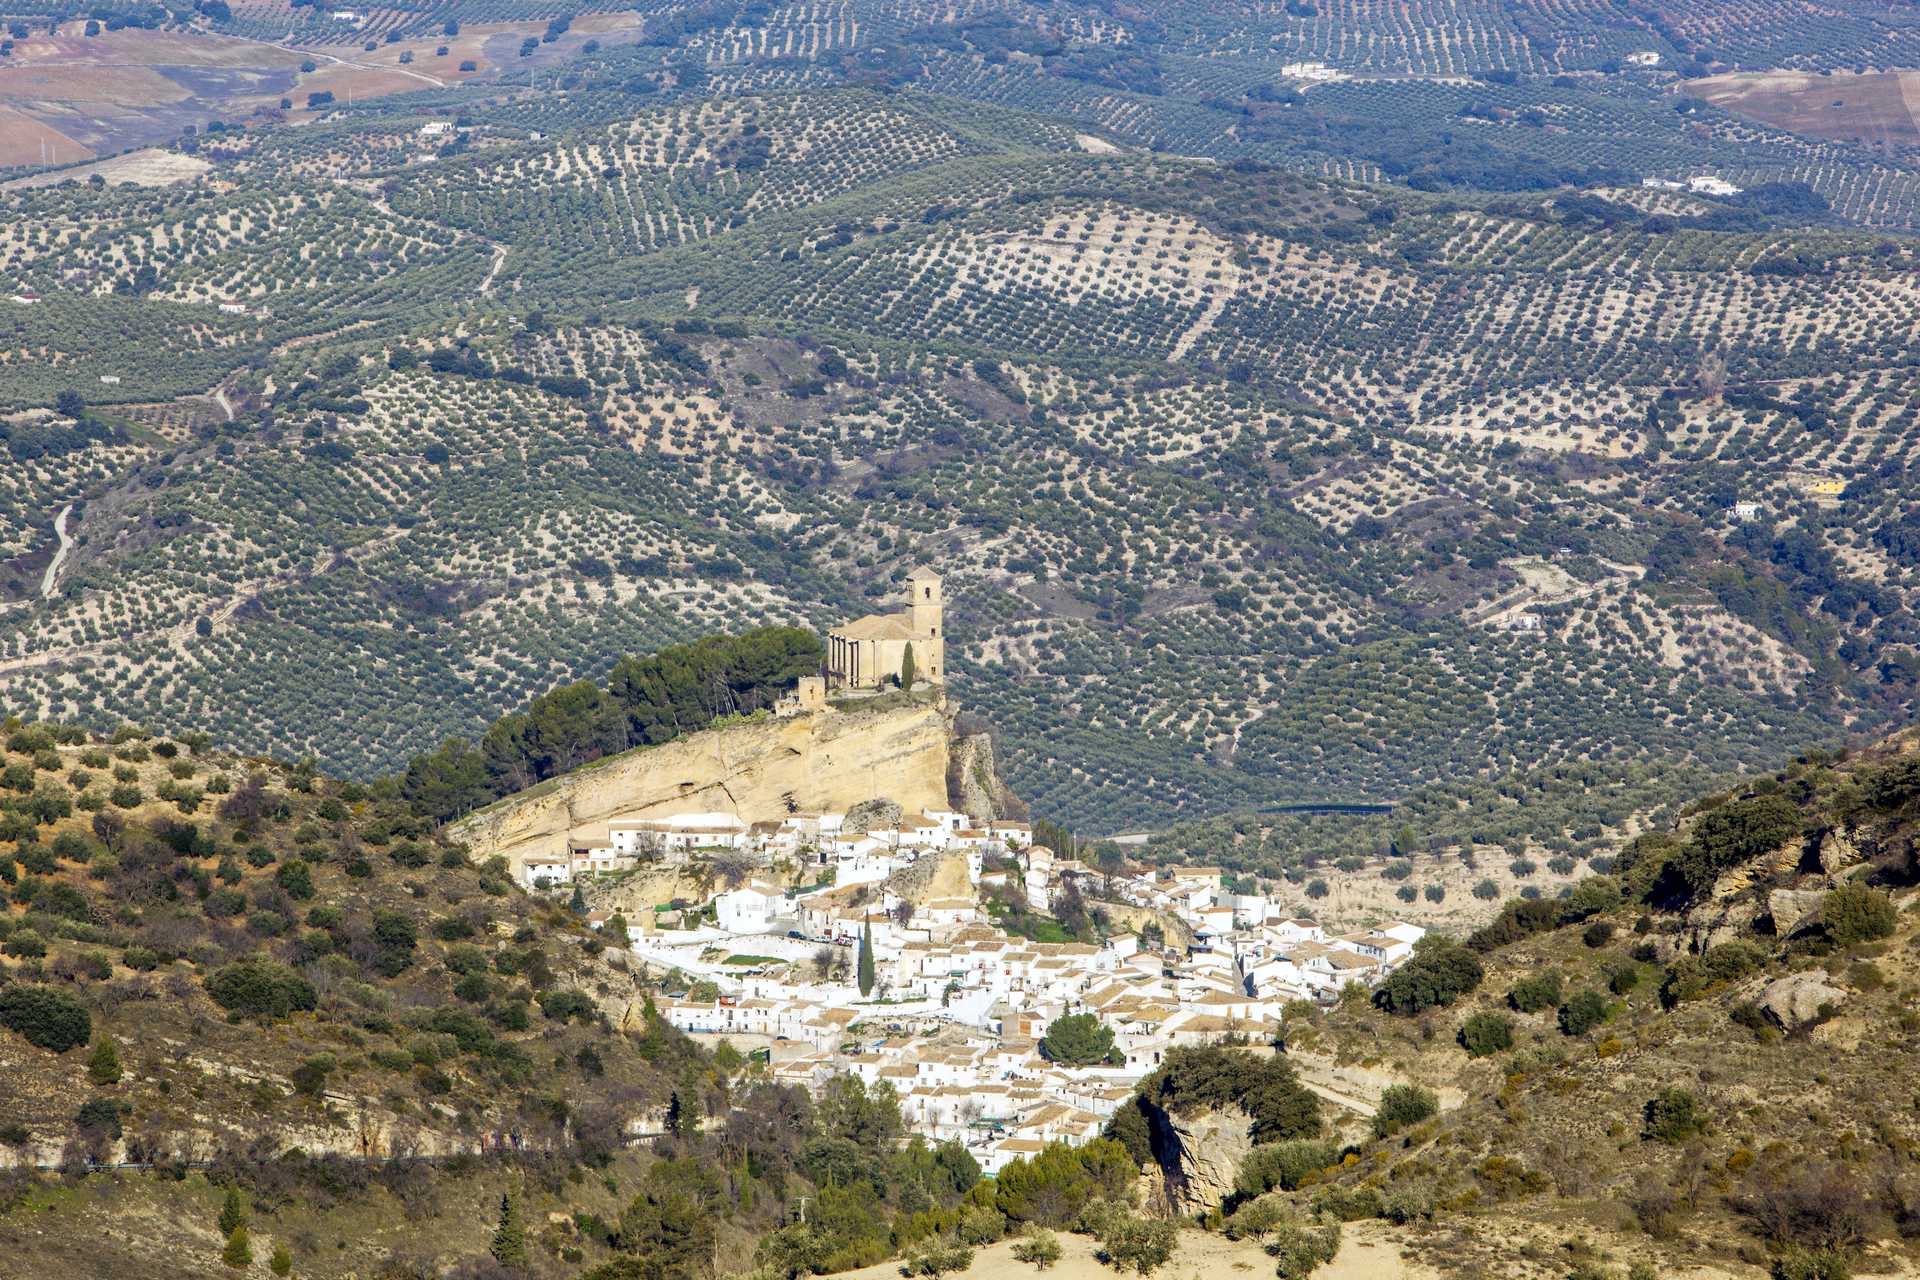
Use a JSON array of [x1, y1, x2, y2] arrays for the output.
[[0, 85, 1914, 833]]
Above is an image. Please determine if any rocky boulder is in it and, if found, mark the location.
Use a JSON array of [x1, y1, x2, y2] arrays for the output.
[[1766, 889, 1830, 938], [843, 797, 902, 834], [1682, 896, 1764, 951], [1758, 969, 1847, 1032], [1815, 825, 1869, 876]]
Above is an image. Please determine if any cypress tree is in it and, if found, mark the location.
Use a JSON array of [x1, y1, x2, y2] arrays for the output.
[[87, 1036, 122, 1085], [665, 1089, 686, 1136], [900, 642, 917, 690], [218, 1186, 248, 1236], [858, 921, 876, 997], [221, 1225, 252, 1269], [490, 1190, 528, 1267]]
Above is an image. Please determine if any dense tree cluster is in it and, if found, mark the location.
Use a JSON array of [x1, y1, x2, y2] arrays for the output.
[[400, 626, 822, 820]]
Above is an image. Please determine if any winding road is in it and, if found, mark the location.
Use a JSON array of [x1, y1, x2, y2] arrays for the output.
[[39, 504, 72, 601]]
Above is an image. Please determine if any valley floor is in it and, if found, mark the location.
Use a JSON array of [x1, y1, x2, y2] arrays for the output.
[[837, 1221, 1445, 1280]]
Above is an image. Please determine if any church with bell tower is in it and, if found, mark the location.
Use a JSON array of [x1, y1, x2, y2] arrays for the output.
[[826, 567, 945, 691]]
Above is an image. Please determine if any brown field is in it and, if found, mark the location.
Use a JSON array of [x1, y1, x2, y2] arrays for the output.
[[24, 25, 305, 69], [0, 103, 93, 165], [0, 62, 191, 107], [1689, 70, 1920, 146]]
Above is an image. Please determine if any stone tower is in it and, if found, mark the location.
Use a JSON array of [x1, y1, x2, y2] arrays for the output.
[[907, 566, 944, 681]]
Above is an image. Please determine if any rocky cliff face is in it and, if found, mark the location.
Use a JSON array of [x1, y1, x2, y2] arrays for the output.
[[448, 697, 1007, 871], [1140, 1102, 1256, 1215]]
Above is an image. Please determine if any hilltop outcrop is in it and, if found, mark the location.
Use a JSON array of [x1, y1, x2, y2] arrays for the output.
[[447, 695, 1013, 871]]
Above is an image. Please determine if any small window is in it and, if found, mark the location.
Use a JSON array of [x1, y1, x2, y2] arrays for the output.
[[924, 587, 931, 598]]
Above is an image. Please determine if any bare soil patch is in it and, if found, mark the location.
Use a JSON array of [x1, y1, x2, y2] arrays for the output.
[[3, 146, 207, 188], [0, 104, 93, 165], [1689, 70, 1920, 146]]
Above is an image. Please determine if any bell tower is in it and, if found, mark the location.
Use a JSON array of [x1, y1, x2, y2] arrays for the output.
[[906, 566, 944, 682], [907, 567, 942, 639]]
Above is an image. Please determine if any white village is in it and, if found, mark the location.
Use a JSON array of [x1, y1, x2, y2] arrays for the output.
[[510, 571, 1428, 1174]]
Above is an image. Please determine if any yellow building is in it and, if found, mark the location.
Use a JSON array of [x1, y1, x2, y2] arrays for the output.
[[826, 567, 945, 690]]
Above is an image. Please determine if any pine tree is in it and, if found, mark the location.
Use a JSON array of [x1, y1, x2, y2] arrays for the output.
[[268, 1241, 293, 1277], [858, 921, 876, 997], [218, 1185, 249, 1236], [221, 1224, 252, 1269], [87, 1036, 122, 1085], [490, 1190, 528, 1267]]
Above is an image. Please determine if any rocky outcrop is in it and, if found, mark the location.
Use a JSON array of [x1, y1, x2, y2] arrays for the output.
[[844, 797, 903, 833], [1766, 889, 1828, 938], [949, 730, 1026, 822], [1815, 825, 1869, 876], [1149, 1104, 1256, 1215], [449, 699, 962, 872], [1758, 969, 1847, 1031], [1682, 896, 1765, 951]]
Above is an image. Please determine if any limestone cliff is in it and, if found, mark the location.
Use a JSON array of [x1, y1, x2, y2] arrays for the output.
[[447, 696, 1006, 871], [1139, 1102, 1257, 1215]]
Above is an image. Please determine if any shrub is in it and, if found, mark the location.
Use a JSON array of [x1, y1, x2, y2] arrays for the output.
[[1643, 1087, 1705, 1144], [1267, 1215, 1342, 1279], [0, 984, 92, 1052], [1094, 1208, 1176, 1275], [206, 959, 317, 1019], [274, 860, 314, 901], [1234, 1139, 1338, 1196], [1371, 1085, 1437, 1140], [1222, 1193, 1293, 1241], [1771, 1248, 1853, 1280], [1582, 921, 1616, 948], [955, 1206, 1005, 1246], [1558, 990, 1610, 1036], [1822, 885, 1896, 946], [903, 1237, 973, 1278], [1458, 1011, 1513, 1057], [1508, 971, 1562, 1013], [1373, 942, 1482, 1016], [1010, 1228, 1061, 1269]]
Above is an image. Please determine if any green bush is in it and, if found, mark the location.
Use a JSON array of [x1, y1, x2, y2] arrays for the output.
[[206, 959, 317, 1019], [1373, 942, 1483, 1016], [0, 983, 93, 1052], [1643, 1086, 1705, 1143], [1822, 885, 1896, 946], [1508, 971, 1562, 1013], [1458, 1011, 1514, 1057], [1010, 1227, 1061, 1269], [1267, 1215, 1342, 1279], [1093, 1207, 1176, 1275], [1558, 990, 1610, 1036], [1234, 1139, 1338, 1196], [1371, 1085, 1437, 1139]]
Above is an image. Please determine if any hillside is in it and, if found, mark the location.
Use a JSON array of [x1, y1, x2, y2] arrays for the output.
[[0, 714, 715, 1277], [5, 82, 1918, 831], [1188, 725, 1920, 1280]]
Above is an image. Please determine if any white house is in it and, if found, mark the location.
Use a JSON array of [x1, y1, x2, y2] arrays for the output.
[[521, 855, 571, 890], [716, 883, 781, 935]]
